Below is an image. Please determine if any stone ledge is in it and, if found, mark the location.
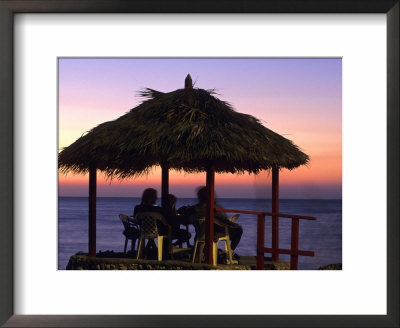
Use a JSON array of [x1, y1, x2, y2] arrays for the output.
[[318, 263, 342, 270], [65, 252, 290, 270], [66, 253, 251, 270]]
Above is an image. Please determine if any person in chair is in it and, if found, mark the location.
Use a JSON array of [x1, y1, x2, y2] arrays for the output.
[[133, 188, 169, 258], [187, 186, 243, 256], [163, 194, 191, 247]]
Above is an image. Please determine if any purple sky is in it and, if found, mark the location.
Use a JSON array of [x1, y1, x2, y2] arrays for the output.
[[59, 58, 342, 199]]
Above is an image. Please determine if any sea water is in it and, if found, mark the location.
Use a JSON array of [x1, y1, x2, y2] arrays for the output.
[[58, 197, 342, 270]]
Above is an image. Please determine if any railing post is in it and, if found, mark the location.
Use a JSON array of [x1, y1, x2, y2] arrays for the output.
[[290, 218, 299, 270], [256, 214, 265, 270], [272, 167, 279, 261]]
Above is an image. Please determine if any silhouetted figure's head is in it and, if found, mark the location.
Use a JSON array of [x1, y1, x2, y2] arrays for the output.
[[163, 194, 177, 216], [141, 188, 157, 205], [166, 194, 176, 207], [197, 186, 207, 204]]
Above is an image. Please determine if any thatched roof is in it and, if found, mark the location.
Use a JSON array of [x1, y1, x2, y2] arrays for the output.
[[59, 75, 309, 178]]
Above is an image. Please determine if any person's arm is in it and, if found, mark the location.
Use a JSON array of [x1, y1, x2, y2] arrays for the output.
[[215, 217, 239, 230], [133, 205, 141, 224], [177, 205, 195, 224], [214, 216, 228, 227]]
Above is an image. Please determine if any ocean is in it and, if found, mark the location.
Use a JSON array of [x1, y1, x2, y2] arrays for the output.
[[58, 197, 342, 270]]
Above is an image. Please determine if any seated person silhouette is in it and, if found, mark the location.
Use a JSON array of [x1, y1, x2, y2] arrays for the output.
[[163, 194, 191, 247], [184, 186, 243, 260], [133, 188, 169, 258]]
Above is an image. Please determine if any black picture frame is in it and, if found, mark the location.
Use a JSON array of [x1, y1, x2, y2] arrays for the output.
[[0, 1, 398, 327]]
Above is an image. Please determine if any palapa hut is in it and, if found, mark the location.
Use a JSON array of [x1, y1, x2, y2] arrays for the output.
[[59, 74, 309, 265]]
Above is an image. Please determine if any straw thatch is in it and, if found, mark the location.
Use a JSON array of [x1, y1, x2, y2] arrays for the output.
[[59, 76, 309, 178]]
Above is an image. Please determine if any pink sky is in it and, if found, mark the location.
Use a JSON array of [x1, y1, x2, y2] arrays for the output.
[[58, 58, 342, 199]]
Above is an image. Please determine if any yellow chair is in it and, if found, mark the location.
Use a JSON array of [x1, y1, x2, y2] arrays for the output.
[[135, 211, 169, 261], [192, 217, 206, 263], [229, 214, 240, 224], [192, 214, 240, 265]]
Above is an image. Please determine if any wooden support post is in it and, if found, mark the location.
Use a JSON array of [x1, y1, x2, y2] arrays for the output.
[[271, 167, 279, 262], [205, 164, 215, 265], [290, 218, 300, 270], [256, 214, 265, 270], [88, 162, 97, 257], [161, 164, 169, 211]]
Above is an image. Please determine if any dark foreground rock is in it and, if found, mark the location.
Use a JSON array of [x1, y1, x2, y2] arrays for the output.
[[66, 251, 289, 270], [318, 263, 342, 270], [67, 253, 250, 270]]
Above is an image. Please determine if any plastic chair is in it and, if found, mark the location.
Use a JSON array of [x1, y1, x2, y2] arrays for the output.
[[229, 214, 240, 223], [192, 217, 206, 263], [135, 211, 169, 261], [212, 215, 239, 265], [192, 214, 240, 265], [119, 214, 140, 254]]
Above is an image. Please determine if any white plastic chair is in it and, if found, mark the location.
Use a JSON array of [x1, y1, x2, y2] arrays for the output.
[[192, 214, 240, 265], [119, 214, 140, 254], [135, 211, 169, 261]]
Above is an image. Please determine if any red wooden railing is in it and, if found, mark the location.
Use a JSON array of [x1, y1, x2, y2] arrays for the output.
[[216, 208, 316, 270]]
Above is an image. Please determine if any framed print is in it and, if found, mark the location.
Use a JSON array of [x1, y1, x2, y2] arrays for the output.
[[0, 0, 398, 327]]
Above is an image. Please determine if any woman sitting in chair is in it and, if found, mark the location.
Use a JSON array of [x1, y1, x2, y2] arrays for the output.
[[133, 188, 168, 235], [163, 194, 191, 247], [133, 188, 170, 259], [190, 186, 243, 252]]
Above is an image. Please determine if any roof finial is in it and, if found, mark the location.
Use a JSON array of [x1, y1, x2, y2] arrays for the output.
[[185, 74, 193, 89]]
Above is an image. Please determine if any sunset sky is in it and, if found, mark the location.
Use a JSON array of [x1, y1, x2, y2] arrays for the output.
[[58, 58, 341, 199]]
